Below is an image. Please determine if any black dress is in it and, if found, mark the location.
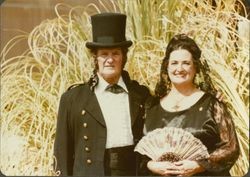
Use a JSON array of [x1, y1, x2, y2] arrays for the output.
[[139, 93, 239, 176]]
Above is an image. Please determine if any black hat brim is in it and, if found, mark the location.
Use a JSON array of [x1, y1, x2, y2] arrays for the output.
[[86, 40, 132, 49]]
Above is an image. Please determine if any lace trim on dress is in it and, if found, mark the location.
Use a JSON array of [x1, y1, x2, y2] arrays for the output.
[[198, 101, 240, 173]]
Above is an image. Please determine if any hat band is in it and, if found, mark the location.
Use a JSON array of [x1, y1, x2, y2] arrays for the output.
[[96, 36, 125, 44]]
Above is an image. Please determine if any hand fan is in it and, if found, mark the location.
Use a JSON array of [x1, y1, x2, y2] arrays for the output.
[[134, 127, 209, 162]]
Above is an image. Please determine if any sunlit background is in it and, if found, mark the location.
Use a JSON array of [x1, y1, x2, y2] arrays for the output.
[[1, 0, 249, 176]]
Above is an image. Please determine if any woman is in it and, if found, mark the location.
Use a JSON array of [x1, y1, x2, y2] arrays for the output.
[[139, 34, 239, 176]]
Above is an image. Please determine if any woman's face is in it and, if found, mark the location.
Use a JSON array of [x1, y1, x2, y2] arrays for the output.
[[167, 49, 196, 86]]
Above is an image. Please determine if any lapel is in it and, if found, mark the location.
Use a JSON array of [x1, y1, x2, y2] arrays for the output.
[[122, 70, 144, 127], [128, 89, 143, 126], [83, 71, 143, 128], [83, 83, 142, 128], [83, 86, 106, 127]]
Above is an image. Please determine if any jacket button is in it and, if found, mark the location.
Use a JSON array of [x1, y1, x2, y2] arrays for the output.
[[83, 135, 88, 140], [85, 147, 90, 152], [86, 159, 92, 164], [83, 123, 88, 128], [82, 110, 86, 115]]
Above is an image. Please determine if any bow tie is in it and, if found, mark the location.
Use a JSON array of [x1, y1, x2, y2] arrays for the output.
[[105, 84, 126, 94]]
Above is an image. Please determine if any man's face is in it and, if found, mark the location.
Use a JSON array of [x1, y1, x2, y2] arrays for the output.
[[96, 47, 123, 84]]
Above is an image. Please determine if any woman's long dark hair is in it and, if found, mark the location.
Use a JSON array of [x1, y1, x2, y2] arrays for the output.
[[155, 34, 215, 98]]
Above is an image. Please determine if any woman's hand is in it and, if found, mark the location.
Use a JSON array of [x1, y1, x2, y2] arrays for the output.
[[163, 160, 205, 176], [147, 160, 178, 176], [147, 160, 205, 176]]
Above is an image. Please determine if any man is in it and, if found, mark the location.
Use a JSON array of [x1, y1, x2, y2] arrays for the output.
[[53, 12, 150, 176]]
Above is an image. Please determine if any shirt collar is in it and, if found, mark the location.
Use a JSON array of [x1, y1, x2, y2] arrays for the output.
[[95, 73, 128, 93]]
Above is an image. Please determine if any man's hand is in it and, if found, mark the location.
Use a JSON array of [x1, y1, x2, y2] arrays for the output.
[[215, 91, 224, 102]]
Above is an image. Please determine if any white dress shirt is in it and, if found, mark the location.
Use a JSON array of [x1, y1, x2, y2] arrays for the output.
[[94, 74, 134, 148]]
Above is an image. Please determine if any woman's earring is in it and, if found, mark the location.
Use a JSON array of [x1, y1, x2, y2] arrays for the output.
[[194, 73, 203, 89], [166, 80, 171, 93]]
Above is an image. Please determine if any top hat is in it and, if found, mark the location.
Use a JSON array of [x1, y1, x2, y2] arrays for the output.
[[86, 12, 132, 49]]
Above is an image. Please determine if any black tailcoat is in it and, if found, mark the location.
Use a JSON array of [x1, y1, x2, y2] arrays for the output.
[[54, 71, 150, 176]]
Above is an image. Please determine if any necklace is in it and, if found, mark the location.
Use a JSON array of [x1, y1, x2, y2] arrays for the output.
[[170, 88, 197, 111], [172, 96, 186, 111]]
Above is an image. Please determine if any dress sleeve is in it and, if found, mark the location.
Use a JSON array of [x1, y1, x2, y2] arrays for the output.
[[198, 100, 240, 173], [53, 93, 74, 176]]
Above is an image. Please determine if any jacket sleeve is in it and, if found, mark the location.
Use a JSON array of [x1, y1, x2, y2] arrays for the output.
[[198, 101, 240, 173], [53, 92, 74, 176]]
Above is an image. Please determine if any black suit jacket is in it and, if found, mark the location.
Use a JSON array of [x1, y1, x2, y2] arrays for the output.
[[54, 71, 150, 176]]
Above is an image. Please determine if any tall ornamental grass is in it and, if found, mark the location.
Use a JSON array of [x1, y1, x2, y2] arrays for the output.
[[1, 0, 249, 176]]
